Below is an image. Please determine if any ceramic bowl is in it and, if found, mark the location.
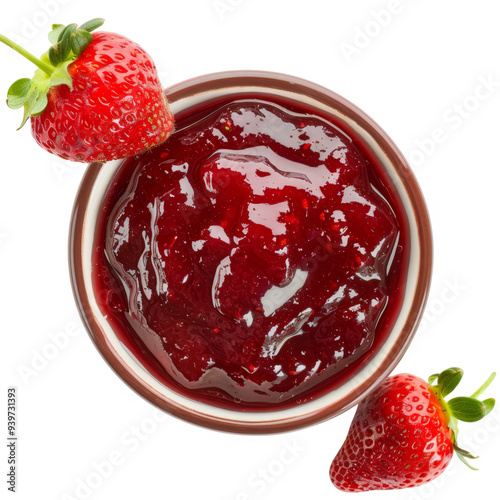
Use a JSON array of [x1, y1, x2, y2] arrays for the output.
[[69, 71, 432, 433]]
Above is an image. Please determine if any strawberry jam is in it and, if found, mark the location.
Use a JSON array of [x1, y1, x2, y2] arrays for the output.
[[92, 94, 408, 409]]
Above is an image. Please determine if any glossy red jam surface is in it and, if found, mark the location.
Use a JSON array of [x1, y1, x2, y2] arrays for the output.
[[93, 93, 408, 409]]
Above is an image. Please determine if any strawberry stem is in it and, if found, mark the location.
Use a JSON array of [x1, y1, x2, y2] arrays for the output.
[[470, 372, 496, 399], [429, 367, 496, 471], [2, 19, 104, 128], [0, 34, 54, 76]]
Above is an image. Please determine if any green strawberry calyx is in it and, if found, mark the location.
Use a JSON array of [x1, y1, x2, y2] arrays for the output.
[[428, 367, 496, 470], [0, 18, 104, 129]]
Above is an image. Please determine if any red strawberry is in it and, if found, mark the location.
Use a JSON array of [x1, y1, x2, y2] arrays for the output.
[[1, 18, 174, 162], [330, 367, 496, 492]]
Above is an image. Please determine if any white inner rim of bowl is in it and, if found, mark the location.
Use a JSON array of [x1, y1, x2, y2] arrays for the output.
[[81, 85, 420, 424]]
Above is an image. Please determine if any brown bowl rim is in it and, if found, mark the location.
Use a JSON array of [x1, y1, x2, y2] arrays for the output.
[[69, 70, 432, 434]]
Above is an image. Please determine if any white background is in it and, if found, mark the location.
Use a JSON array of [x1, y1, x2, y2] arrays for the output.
[[1, 1, 499, 499]]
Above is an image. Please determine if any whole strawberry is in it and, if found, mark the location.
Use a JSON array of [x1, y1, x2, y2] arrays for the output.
[[1, 19, 174, 162], [330, 367, 495, 492]]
